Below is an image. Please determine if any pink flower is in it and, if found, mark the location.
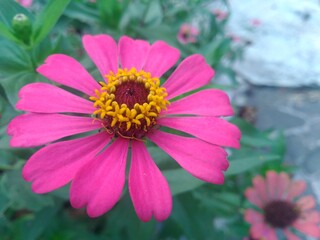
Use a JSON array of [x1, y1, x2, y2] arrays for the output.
[[244, 171, 320, 239], [16, 0, 32, 8], [212, 9, 228, 21], [177, 24, 199, 44], [7, 34, 240, 221], [227, 33, 242, 43], [250, 18, 262, 27]]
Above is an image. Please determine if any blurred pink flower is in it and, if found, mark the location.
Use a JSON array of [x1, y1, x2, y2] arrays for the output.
[[212, 9, 228, 21], [250, 19, 262, 27], [227, 33, 241, 43], [244, 171, 320, 240], [8, 34, 240, 221], [177, 24, 199, 44], [16, 0, 32, 7]]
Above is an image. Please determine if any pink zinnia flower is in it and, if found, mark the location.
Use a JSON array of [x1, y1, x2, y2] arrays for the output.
[[16, 0, 32, 8], [177, 24, 199, 44], [212, 9, 228, 21], [227, 33, 242, 43], [244, 171, 320, 239], [250, 18, 262, 27], [7, 34, 240, 221]]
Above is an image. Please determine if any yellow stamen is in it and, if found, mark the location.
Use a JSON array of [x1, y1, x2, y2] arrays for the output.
[[90, 67, 170, 139]]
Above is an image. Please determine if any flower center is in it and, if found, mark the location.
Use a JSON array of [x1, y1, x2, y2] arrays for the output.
[[263, 200, 300, 228], [90, 68, 169, 139]]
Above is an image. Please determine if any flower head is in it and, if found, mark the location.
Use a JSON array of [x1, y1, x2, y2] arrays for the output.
[[16, 0, 32, 8], [177, 24, 199, 44], [8, 34, 240, 221], [244, 171, 320, 239], [250, 19, 262, 27], [212, 9, 228, 21]]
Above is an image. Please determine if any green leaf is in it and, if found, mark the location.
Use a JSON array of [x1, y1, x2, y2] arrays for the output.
[[163, 169, 205, 195], [169, 196, 218, 239], [0, 90, 18, 126], [118, 2, 144, 31], [226, 154, 280, 176], [193, 191, 240, 216], [171, 198, 199, 238], [64, 1, 99, 24], [31, 0, 71, 46], [202, 38, 232, 66], [147, 145, 179, 169], [0, 71, 50, 109], [0, 72, 32, 108], [21, 207, 58, 240], [0, 191, 10, 213], [98, 0, 128, 29], [0, 148, 16, 170], [0, 39, 33, 74], [0, 21, 19, 43], [232, 117, 286, 156], [0, 126, 10, 150], [0, 0, 33, 27], [0, 167, 55, 211], [143, 0, 163, 27]]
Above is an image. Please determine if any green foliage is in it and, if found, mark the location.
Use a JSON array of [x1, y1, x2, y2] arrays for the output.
[[31, 0, 72, 46]]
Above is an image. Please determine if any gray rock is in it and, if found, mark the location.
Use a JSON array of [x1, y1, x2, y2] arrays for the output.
[[228, 0, 320, 87]]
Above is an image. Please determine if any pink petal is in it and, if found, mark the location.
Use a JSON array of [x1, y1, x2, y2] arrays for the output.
[[7, 113, 101, 147], [296, 196, 316, 211], [266, 171, 279, 200], [298, 210, 320, 225], [245, 188, 264, 208], [148, 130, 229, 184], [143, 41, 180, 78], [283, 229, 301, 240], [18, 0, 32, 7], [293, 221, 320, 238], [23, 132, 111, 193], [252, 175, 268, 205], [82, 34, 118, 78], [277, 172, 291, 199], [157, 116, 241, 148], [118, 36, 150, 71], [16, 83, 95, 114], [162, 54, 214, 100], [244, 209, 264, 224], [250, 222, 278, 240], [286, 180, 306, 200], [70, 138, 129, 218], [129, 141, 172, 222], [163, 89, 233, 117], [37, 54, 100, 96]]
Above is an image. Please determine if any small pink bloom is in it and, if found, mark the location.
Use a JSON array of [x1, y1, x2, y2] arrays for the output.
[[250, 18, 262, 27], [177, 24, 199, 44], [16, 0, 32, 8], [227, 33, 242, 43], [212, 9, 228, 21], [8, 34, 241, 221], [244, 171, 320, 239]]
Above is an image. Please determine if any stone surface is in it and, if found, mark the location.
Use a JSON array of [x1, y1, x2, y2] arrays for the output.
[[246, 86, 320, 235], [228, 0, 320, 87]]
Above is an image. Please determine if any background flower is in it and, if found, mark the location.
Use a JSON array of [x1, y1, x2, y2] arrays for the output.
[[244, 171, 320, 239], [177, 24, 199, 44], [16, 0, 32, 7]]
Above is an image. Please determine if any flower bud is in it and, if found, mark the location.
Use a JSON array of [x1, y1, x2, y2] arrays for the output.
[[12, 13, 32, 44]]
